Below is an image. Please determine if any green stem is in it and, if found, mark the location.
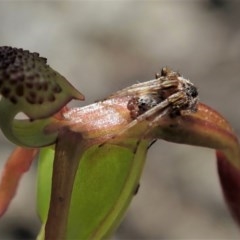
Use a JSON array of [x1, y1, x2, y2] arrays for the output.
[[45, 128, 84, 240]]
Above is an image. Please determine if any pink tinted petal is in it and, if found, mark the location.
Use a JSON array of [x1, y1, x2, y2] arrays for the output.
[[217, 150, 240, 226], [0, 147, 38, 216]]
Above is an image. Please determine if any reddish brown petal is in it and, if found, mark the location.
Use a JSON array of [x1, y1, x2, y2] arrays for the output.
[[217, 150, 240, 226], [0, 147, 38, 216]]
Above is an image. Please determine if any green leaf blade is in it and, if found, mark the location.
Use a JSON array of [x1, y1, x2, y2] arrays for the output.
[[37, 147, 54, 223], [37, 140, 149, 239]]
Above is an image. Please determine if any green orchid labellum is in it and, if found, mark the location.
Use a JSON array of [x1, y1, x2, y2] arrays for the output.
[[0, 48, 239, 240], [0, 46, 84, 147]]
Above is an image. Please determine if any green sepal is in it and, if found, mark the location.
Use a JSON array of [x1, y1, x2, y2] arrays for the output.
[[37, 139, 149, 239]]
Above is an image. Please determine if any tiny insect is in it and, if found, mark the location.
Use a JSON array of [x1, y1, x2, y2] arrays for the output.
[[105, 67, 199, 143]]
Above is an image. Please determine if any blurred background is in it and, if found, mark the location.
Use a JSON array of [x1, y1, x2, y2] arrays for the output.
[[0, 0, 240, 239]]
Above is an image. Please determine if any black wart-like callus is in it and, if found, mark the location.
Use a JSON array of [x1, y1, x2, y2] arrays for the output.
[[0, 46, 84, 147], [0, 46, 84, 119]]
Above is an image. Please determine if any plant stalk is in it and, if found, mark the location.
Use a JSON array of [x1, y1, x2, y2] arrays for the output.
[[45, 128, 84, 240]]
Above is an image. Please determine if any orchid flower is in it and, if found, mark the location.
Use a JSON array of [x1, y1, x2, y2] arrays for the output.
[[0, 46, 239, 239]]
